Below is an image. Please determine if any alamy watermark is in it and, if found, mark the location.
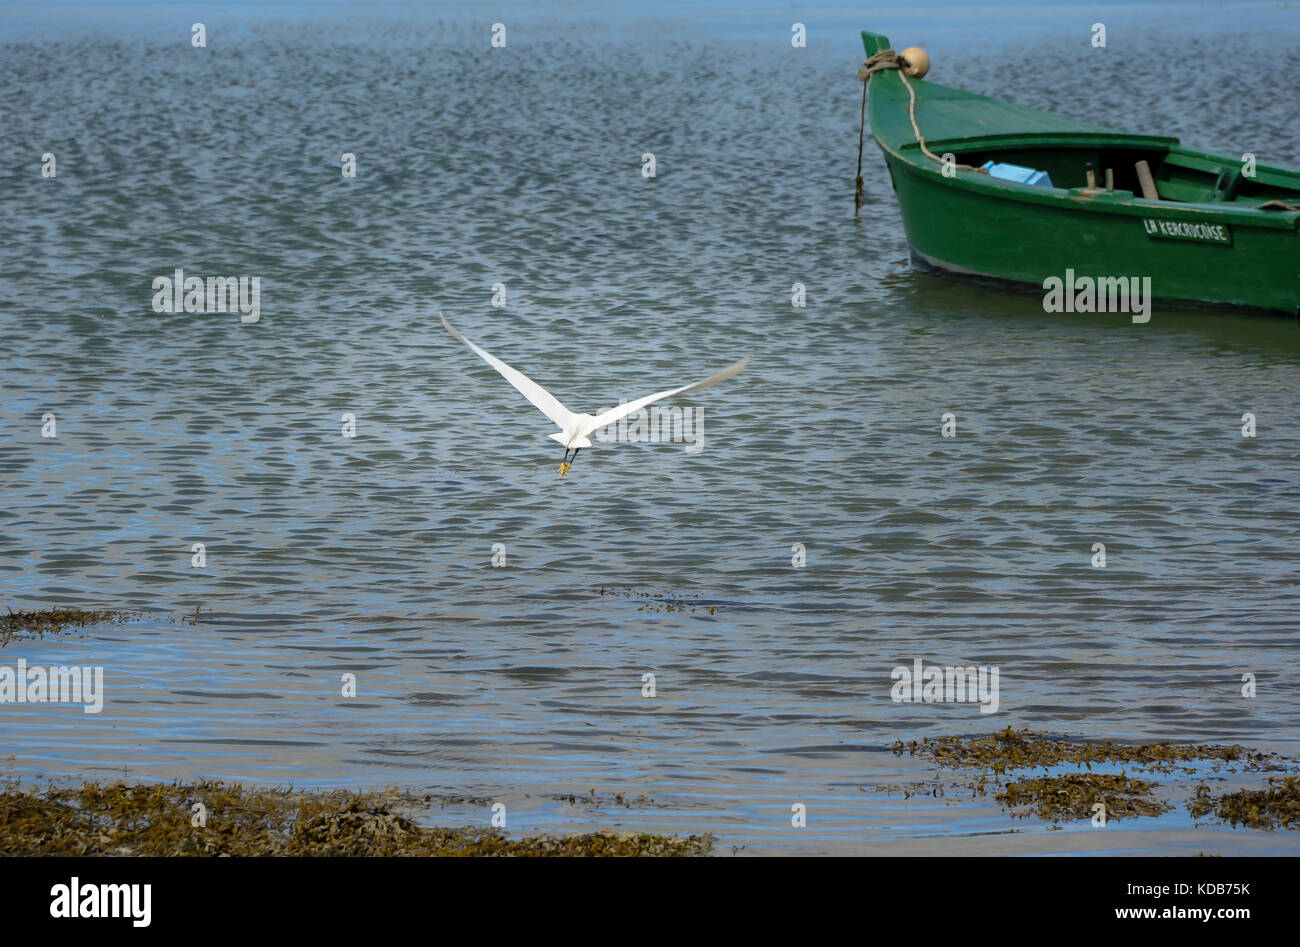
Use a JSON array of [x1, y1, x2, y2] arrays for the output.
[[890, 658, 999, 714], [151, 268, 260, 323], [1043, 269, 1151, 323], [0, 659, 104, 713], [50, 877, 150, 927], [593, 402, 705, 453]]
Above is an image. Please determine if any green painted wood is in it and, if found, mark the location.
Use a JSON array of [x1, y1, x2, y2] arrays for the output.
[[860, 31, 1300, 314]]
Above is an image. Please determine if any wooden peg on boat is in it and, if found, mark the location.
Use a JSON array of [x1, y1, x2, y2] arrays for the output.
[[1135, 160, 1159, 200]]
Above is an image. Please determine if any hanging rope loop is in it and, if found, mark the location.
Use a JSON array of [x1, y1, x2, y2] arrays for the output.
[[854, 48, 987, 212]]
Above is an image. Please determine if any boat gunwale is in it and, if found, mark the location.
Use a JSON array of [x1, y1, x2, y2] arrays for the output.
[[894, 132, 1180, 151], [884, 130, 1300, 189], [874, 137, 1300, 231]]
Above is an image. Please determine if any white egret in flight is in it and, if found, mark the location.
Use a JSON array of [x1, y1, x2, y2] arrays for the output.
[[440, 312, 748, 477]]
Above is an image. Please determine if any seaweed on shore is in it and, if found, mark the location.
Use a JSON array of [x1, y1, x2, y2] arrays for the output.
[[996, 772, 1173, 823], [1187, 777, 1300, 831], [892, 726, 1275, 775], [0, 780, 713, 856], [890, 727, 1295, 828], [552, 789, 659, 809]]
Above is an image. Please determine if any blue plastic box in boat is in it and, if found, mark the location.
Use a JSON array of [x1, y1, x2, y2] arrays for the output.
[[980, 160, 1053, 188]]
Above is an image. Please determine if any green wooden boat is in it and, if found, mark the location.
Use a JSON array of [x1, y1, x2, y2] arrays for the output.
[[860, 31, 1300, 315]]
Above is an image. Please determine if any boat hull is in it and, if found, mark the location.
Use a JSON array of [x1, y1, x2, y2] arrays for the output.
[[861, 30, 1300, 315], [885, 151, 1300, 314]]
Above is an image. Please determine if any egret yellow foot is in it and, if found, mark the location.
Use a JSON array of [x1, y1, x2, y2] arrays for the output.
[[558, 461, 572, 477]]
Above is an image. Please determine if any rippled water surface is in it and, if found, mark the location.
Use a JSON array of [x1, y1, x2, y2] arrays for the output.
[[2, 3, 1299, 854]]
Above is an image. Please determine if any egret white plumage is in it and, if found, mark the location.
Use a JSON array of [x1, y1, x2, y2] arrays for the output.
[[439, 312, 748, 477]]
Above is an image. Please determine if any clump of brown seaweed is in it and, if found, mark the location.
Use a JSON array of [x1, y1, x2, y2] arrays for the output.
[[1, 607, 141, 646], [0, 780, 713, 856], [890, 727, 1295, 829], [893, 726, 1276, 775], [1, 605, 215, 646], [597, 586, 717, 615], [996, 772, 1173, 823], [1188, 777, 1300, 831], [552, 789, 659, 809]]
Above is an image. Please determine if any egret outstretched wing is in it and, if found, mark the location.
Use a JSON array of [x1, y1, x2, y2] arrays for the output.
[[440, 312, 576, 430], [579, 357, 749, 438]]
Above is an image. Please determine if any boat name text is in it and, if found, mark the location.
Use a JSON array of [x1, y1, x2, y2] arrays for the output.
[[1142, 218, 1232, 245]]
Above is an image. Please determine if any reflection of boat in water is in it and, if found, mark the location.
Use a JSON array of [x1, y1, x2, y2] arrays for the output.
[[860, 31, 1300, 315]]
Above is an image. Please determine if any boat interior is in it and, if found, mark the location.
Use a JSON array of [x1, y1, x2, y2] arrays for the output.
[[947, 142, 1300, 206]]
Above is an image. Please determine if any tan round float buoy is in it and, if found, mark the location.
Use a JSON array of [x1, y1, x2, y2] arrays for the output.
[[898, 46, 930, 78]]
